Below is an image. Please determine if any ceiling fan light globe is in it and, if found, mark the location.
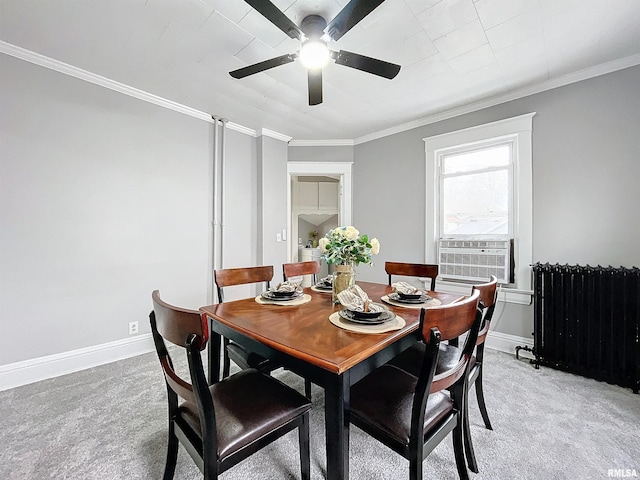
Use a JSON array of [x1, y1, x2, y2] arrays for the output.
[[299, 40, 330, 69]]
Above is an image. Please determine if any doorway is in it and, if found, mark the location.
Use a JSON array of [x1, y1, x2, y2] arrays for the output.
[[286, 162, 353, 266]]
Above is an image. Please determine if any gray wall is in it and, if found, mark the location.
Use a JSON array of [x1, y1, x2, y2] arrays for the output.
[[0, 54, 258, 364], [258, 135, 289, 284], [3, 47, 638, 366], [352, 128, 427, 274], [220, 129, 259, 273], [353, 65, 640, 338]]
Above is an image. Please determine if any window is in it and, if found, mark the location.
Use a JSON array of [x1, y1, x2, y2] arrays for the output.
[[440, 142, 512, 238], [424, 113, 535, 303]]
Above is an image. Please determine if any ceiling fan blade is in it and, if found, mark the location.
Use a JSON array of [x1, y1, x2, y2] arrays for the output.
[[308, 69, 323, 106], [333, 50, 400, 79], [244, 0, 303, 40], [325, 0, 386, 41], [229, 54, 296, 79]]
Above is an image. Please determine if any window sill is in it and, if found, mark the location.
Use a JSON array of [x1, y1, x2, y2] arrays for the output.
[[431, 279, 532, 305]]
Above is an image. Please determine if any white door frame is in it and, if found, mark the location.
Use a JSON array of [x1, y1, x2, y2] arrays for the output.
[[286, 162, 353, 262]]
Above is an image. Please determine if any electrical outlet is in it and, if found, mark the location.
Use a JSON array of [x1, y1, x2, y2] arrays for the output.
[[129, 321, 138, 335]]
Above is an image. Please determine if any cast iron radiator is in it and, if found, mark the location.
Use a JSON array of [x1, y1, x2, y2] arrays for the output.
[[531, 262, 640, 393]]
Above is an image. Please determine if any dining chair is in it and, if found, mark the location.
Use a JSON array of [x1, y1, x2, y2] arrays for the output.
[[349, 290, 481, 480], [214, 265, 279, 380], [149, 290, 312, 480], [215, 265, 313, 398], [282, 260, 321, 285], [282, 260, 320, 399], [385, 261, 439, 291], [387, 276, 498, 473], [281, 260, 321, 399], [462, 276, 498, 461]]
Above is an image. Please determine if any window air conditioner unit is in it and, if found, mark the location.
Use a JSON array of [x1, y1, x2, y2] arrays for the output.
[[438, 239, 512, 283]]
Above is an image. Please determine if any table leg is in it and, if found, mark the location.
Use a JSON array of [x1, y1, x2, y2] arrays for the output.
[[207, 320, 221, 385], [325, 371, 350, 480]]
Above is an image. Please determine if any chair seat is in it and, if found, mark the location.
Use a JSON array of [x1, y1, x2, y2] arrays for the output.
[[388, 342, 476, 379], [351, 365, 453, 444], [179, 369, 311, 460], [226, 341, 278, 372]]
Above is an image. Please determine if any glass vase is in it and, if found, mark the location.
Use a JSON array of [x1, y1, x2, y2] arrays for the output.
[[332, 264, 355, 304]]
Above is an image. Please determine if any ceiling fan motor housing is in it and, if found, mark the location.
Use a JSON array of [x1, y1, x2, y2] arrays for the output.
[[301, 15, 327, 39]]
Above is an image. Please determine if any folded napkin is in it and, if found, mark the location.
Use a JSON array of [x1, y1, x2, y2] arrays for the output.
[[270, 281, 301, 293], [391, 281, 423, 295], [318, 275, 333, 286], [337, 285, 385, 312]]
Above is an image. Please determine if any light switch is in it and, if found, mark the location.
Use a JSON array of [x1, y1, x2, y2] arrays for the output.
[[282, 229, 287, 241], [276, 233, 282, 242]]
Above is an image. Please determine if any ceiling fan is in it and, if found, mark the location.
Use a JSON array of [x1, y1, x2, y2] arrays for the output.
[[229, 0, 401, 106]]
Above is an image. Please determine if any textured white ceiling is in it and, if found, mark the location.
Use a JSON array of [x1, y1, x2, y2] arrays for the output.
[[1, 0, 639, 141]]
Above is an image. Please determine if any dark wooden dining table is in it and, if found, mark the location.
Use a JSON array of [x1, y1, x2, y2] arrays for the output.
[[199, 281, 465, 480]]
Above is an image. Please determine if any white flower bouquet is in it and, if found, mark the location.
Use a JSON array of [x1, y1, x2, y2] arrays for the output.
[[319, 226, 380, 266]]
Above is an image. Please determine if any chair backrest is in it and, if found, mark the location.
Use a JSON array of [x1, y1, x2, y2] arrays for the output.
[[417, 290, 481, 393], [150, 290, 209, 404], [282, 260, 320, 283], [214, 265, 274, 302], [409, 291, 482, 446], [385, 261, 439, 291], [472, 275, 498, 346], [150, 290, 218, 467], [419, 289, 480, 344]]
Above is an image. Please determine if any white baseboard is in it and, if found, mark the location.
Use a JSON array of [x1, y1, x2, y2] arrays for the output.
[[0, 330, 533, 392], [0, 334, 155, 392], [485, 331, 535, 360]]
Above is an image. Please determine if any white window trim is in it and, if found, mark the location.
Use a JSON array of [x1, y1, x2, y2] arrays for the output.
[[424, 113, 535, 304]]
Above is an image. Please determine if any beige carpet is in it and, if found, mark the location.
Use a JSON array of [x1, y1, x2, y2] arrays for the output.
[[1, 348, 638, 479]]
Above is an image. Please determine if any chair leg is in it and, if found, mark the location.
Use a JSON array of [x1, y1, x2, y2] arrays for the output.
[[408, 440, 424, 480], [203, 465, 218, 480], [462, 383, 479, 473], [475, 368, 493, 430], [453, 416, 470, 480], [304, 379, 312, 399], [409, 458, 423, 480], [202, 467, 218, 480], [202, 450, 218, 480], [222, 337, 231, 379], [163, 422, 179, 480], [299, 413, 311, 480]]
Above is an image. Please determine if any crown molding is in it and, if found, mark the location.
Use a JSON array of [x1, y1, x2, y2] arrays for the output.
[[4, 40, 639, 146], [228, 122, 257, 137], [353, 52, 640, 145], [261, 128, 292, 142], [0, 40, 257, 137], [289, 139, 355, 147]]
